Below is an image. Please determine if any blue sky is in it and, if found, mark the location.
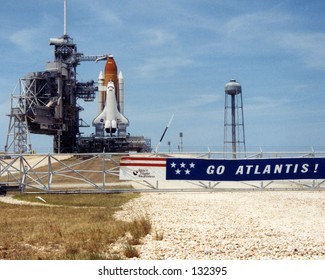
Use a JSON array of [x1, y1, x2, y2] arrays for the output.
[[1, 0, 325, 153]]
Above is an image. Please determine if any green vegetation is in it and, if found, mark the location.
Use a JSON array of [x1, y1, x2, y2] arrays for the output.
[[0, 193, 151, 260]]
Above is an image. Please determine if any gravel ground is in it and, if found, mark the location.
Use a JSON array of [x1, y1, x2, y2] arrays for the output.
[[115, 191, 325, 260]]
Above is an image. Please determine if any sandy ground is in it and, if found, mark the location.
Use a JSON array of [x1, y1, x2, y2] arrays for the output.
[[115, 190, 325, 259], [1, 187, 324, 260]]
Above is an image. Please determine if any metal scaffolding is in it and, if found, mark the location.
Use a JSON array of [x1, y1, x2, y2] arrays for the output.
[[4, 80, 32, 154]]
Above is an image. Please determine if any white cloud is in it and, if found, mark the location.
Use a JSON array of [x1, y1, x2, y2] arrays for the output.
[[178, 93, 220, 109], [223, 11, 292, 36], [9, 28, 41, 52], [277, 32, 325, 69], [70, 0, 122, 25], [139, 29, 178, 46], [218, 11, 325, 69], [8, 12, 58, 53], [191, 10, 325, 71], [135, 56, 193, 77]]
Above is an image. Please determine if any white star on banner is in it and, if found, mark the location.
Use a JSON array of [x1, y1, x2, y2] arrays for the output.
[[190, 162, 195, 168], [185, 169, 191, 175], [175, 169, 181, 175], [170, 162, 176, 168], [180, 162, 186, 168]]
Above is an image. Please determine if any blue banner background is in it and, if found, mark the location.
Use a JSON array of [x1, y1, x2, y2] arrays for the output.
[[166, 157, 325, 181]]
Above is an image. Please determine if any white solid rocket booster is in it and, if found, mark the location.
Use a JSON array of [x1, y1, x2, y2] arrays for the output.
[[97, 71, 105, 113], [118, 71, 124, 115]]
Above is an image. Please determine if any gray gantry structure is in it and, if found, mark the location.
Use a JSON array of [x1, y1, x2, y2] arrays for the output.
[[5, 0, 150, 154]]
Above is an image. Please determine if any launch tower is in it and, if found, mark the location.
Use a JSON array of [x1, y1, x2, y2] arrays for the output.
[[4, 0, 150, 153]]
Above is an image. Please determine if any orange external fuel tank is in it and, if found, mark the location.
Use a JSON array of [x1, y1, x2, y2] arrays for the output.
[[104, 55, 119, 109]]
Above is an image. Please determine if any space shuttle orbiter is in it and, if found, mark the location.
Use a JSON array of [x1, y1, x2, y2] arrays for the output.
[[93, 55, 129, 136], [93, 80, 129, 136]]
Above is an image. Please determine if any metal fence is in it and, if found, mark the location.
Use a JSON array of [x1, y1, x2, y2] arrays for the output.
[[1, 151, 325, 193]]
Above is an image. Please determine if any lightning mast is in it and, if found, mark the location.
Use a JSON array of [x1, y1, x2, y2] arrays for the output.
[[64, 0, 67, 36]]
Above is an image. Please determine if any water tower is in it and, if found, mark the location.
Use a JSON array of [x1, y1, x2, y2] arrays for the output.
[[224, 79, 246, 158]]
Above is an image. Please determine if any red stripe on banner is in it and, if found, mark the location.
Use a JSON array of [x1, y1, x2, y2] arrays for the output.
[[120, 163, 166, 167], [121, 156, 166, 162], [120, 157, 167, 167]]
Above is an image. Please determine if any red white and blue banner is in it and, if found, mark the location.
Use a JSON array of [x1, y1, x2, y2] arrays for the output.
[[120, 156, 325, 181], [120, 156, 166, 180]]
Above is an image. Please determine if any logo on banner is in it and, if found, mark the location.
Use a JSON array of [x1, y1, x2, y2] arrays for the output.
[[120, 156, 166, 180], [132, 168, 156, 178]]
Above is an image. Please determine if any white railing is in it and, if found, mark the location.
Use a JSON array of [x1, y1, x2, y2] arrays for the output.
[[1, 151, 325, 193]]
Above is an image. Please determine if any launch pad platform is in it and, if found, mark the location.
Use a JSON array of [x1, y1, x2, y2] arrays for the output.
[[76, 135, 151, 153]]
